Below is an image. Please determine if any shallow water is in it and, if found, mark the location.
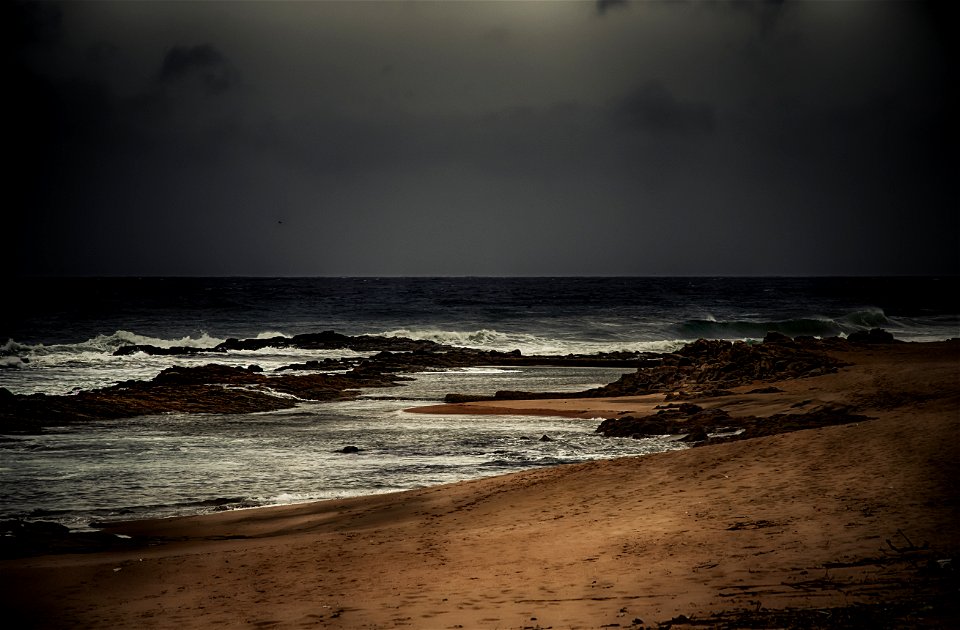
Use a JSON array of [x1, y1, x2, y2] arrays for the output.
[[0, 367, 680, 529]]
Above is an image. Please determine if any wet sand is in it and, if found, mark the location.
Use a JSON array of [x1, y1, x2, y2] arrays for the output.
[[2, 341, 958, 628]]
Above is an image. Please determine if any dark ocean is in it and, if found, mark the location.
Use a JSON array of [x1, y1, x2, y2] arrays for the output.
[[2, 277, 957, 529]]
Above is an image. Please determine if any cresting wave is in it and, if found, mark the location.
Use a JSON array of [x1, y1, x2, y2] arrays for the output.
[[1, 330, 226, 358], [671, 308, 947, 342], [673, 308, 888, 340]]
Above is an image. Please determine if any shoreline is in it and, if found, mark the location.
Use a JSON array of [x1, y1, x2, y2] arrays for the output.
[[2, 339, 959, 627]]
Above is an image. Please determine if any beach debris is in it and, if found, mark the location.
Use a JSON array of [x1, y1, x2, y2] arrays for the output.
[[885, 529, 929, 557], [726, 519, 780, 531]]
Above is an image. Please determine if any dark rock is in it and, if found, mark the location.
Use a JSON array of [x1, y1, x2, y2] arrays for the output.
[[113, 344, 219, 356], [442, 337, 846, 406], [596, 414, 687, 438], [747, 386, 784, 394], [589, 338, 847, 399], [847, 328, 898, 344], [539, 434, 554, 442], [215, 330, 448, 353], [0, 361, 409, 431], [276, 358, 356, 372], [598, 403, 870, 445], [763, 331, 792, 344], [598, 406, 727, 439], [152, 364, 263, 386], [443, 393, 492, 404], [215, 335, 295, 352], [680, 426, 710, 442], [339, 445, 360, 454], [0, 519, 139, 558], [654, 402, 703, 413]]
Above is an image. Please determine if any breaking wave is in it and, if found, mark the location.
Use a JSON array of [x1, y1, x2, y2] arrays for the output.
[[382, 328, 684, 355], [672, 308, 900, 340], [1, 330, 226, 358], [0, 356, 25, 369]]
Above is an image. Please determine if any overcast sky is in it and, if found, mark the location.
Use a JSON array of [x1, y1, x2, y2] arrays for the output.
[[8, 0, 957, 277]]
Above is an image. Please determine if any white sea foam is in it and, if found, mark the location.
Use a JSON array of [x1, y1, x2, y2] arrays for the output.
[[0, 356, 24, 369], [6, 330, 226, 358], [382, 328, 685, 356], [254, 331, 292, 340], [1, 339, 21, 354]]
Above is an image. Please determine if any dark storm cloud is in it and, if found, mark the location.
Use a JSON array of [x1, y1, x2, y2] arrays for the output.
[[7, 0, 957, 277], [595, 0, 629, 16], [727, 0, 787, 36], [86, 41, 119, 66], [158, 44, 234, 93], [616, 81, 716, 134], [5, 0, 62, 49]]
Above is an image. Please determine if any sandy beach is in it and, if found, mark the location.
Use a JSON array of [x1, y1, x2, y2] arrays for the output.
[[2, 340, 958, 628]]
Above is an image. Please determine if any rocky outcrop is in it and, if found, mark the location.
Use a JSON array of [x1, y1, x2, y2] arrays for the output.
[[3, 336, 666, 432], [443, 335, 851, 404], [0, 520, 140, 559], [4, 332, 875, 434], [596, 404, 732, 439], [596, 403, 870, 445], [0, 363, 407, 433], [585, 336, 848, 398]]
